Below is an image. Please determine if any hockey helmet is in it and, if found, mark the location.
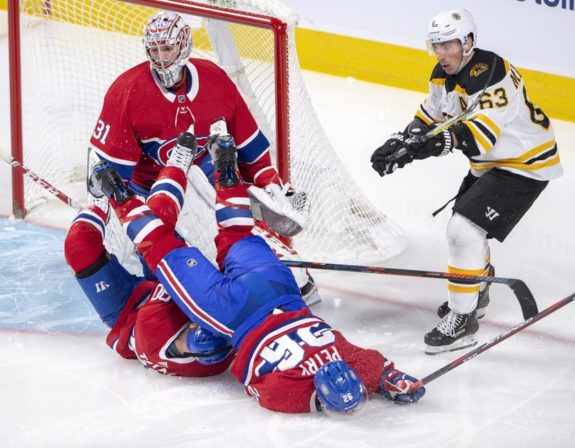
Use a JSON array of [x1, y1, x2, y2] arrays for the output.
[[314, 360, 367, 416], [426, 9, 477, 57], [186, 325, 232, 365], [143, 11, 192, 88]]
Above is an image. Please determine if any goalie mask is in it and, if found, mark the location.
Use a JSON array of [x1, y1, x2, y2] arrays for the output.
[[426, 8, 477, 58], [314, 360, 367, 417], [143, 11, 192, 88]]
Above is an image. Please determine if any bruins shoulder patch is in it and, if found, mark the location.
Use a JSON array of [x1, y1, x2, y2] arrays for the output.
[[470, 63, 489, 77]]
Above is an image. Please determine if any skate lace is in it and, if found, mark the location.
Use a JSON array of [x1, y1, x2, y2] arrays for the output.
[[217, 148, 237, 166], [437, 312, 463, 337], [170, 145, 195, 168]]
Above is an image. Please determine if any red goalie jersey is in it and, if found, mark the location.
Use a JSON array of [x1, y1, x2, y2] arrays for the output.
[[90, 58, 278, 194]]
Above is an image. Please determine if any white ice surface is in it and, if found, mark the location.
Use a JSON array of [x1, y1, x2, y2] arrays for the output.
[[1, 13, 575, 448]]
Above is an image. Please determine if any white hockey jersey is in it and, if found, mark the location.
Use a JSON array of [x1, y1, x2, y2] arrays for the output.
[[415, 49, 562, 181]]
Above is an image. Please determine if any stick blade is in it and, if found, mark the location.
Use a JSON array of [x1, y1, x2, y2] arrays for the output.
[[508, 279, 538, 319]]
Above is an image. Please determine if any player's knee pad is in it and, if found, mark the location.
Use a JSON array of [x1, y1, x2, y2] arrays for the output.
[[186, 326, 232, 365], [76, 253, 142, 327], [446, 213, 488, 253]]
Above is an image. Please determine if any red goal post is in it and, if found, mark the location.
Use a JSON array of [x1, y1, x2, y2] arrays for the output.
[[7, 0, 406, 264]]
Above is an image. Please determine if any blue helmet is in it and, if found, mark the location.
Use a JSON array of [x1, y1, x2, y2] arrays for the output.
[[314, 360, 367, 416], [186, 326, 232, 365]]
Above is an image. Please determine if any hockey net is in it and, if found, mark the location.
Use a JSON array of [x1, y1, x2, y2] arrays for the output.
[[10, 0, 406, 264]]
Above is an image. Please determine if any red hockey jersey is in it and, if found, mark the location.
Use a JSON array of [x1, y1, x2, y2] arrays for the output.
[[106, 281, 233, 377], [90, 58, 276, 192], [230, 309, 386, 413]]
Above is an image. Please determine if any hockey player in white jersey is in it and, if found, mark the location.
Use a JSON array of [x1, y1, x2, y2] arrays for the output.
[[370, 8, 563, 354]]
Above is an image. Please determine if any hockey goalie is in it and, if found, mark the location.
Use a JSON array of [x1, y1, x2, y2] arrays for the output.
[[87, 11, 318, 304]]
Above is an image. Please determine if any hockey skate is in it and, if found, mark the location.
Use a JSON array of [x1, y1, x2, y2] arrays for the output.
[[88, 161, 133, 203], [211, 135, 239, 187], [86, 149, 110, 222], [167, 131, 197, 173], [424, 310, 479, 355], [437, 265, 495, 319]]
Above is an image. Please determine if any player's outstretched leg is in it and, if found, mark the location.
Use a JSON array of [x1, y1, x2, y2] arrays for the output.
[[89, 161, 186, 273], [213, 165, 256, 268], [65, 204, 141, 327]]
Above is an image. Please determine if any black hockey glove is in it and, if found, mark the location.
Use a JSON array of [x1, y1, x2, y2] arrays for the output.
[[370, 133, 414, 177], [406, 117, 431, 139], [407, 129, 454, 160]]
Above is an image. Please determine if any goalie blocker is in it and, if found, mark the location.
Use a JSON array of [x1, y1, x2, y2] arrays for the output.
[[208, 117, 310, 237], [248, 183, 310, 237]]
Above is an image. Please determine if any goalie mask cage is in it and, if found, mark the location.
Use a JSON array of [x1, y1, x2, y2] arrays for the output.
[[8, 0, 406, 264]]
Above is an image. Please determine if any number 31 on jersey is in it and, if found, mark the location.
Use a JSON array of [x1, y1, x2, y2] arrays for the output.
[[93, 119, 111, 144]]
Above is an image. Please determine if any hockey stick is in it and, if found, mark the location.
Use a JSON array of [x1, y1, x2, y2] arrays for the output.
[[410, 291, 575, 391], [282, 260, 538, 319], [0, 147, 82, 211], [390, 56, 498, 161], [420, 56, 498, 139]]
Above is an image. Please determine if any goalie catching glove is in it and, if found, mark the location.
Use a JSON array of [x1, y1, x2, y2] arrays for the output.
[[248, 182, 310, 237], [370, 118, 454, 177]]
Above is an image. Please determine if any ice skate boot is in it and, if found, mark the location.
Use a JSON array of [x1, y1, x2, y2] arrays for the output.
[[424, 310, 479, 355], [88, 161, 133, 203], [213, 134, 239, 187], [167, 131, 197, 173]]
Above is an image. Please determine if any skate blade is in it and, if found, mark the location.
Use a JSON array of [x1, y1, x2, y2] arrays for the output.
[[424, 335, 478, 355]]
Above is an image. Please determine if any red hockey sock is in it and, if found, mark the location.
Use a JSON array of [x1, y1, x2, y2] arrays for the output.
[[214, 182, 254, 268]]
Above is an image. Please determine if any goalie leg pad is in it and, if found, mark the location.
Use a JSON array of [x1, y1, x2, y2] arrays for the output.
[[76, 254, 142, 327]]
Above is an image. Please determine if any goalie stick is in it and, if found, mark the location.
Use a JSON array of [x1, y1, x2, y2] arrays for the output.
[[0, 147, 82, 212], [410, 291, 575, 391], [282, 260, 538, 319]]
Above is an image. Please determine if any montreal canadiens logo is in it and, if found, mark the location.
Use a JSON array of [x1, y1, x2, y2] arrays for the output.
[[153, 134, 207, 166], [157, 139, 177, 165]]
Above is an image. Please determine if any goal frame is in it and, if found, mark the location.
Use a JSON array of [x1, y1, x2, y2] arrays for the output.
[[7, 0, 291, 218]]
